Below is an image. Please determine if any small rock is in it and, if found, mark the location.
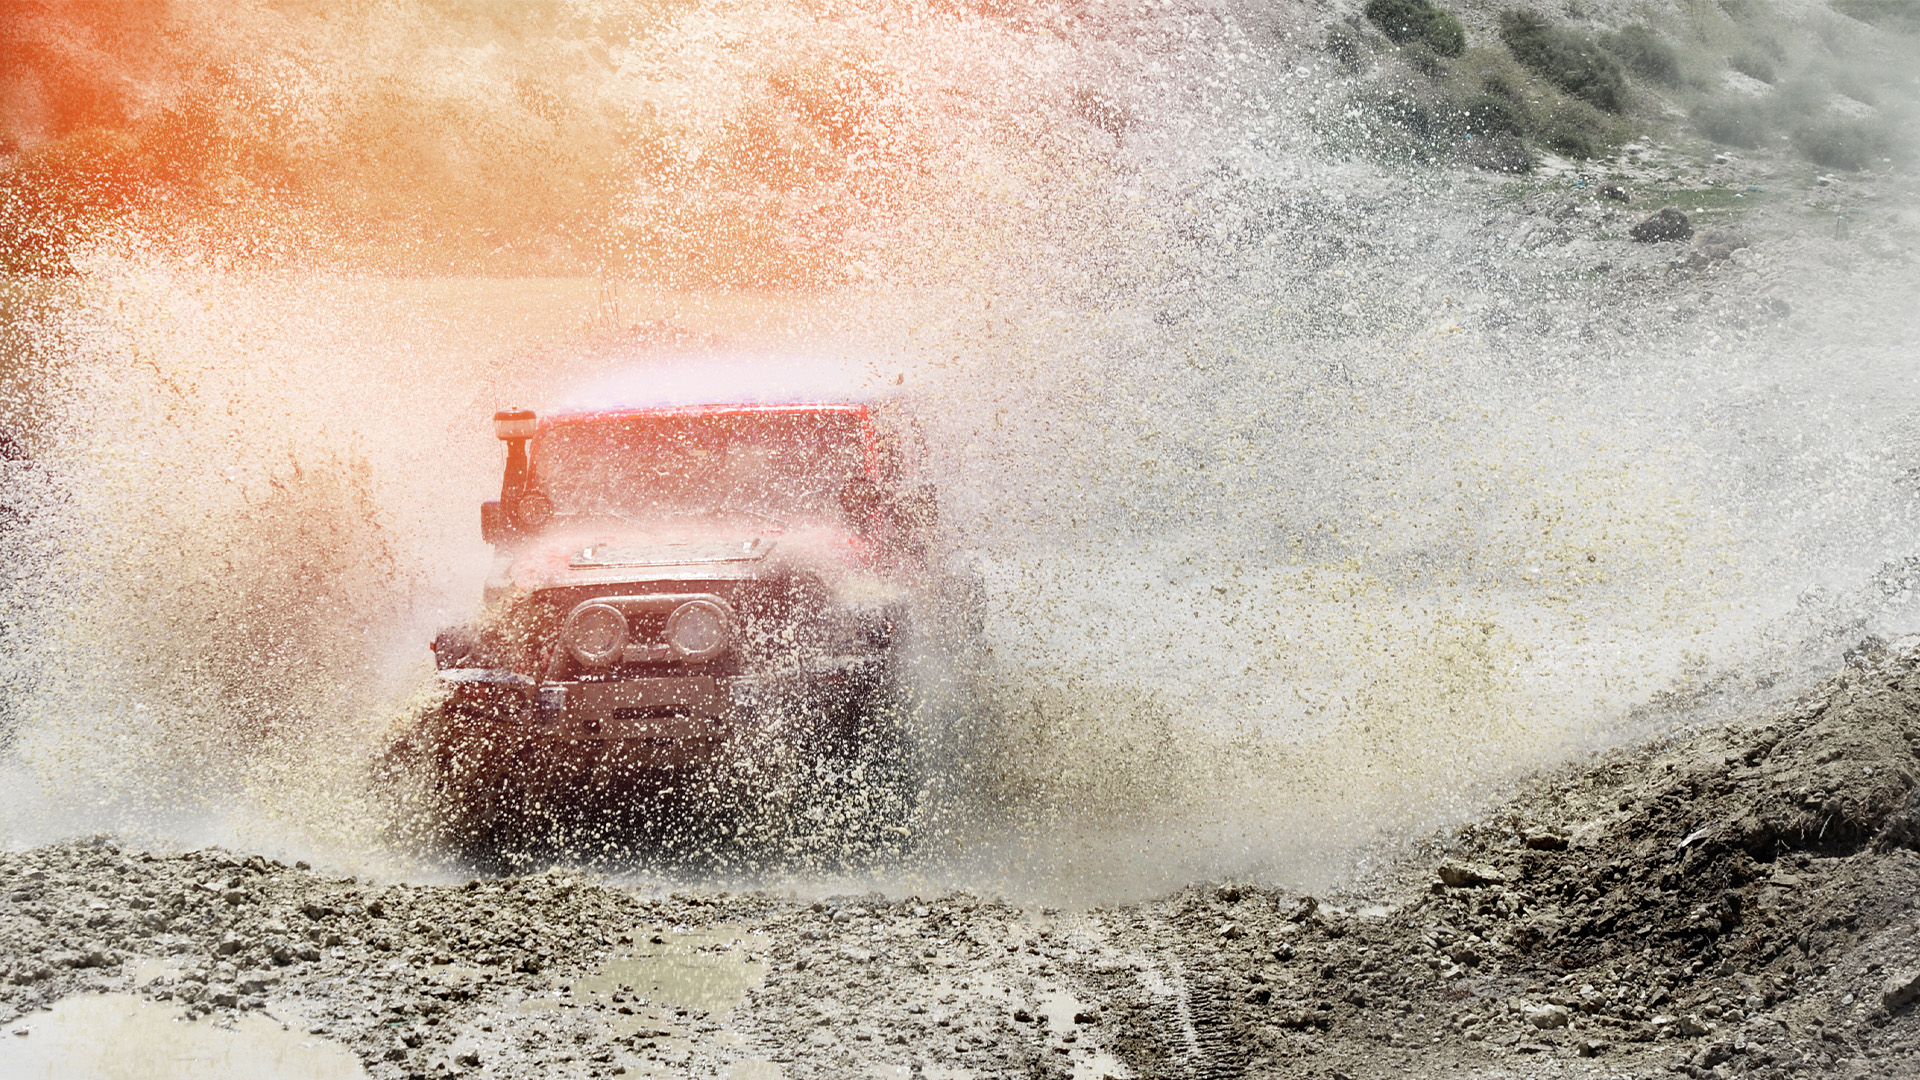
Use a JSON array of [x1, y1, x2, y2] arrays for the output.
[[1523, 1004, 1572, 1029], [1873, 790, 1920, 853], [1577, 1037, 1610, 1057], [1216, 923, 1244, 940], [454, 1050, 482, 1068], [1012, 1008, 1034, 1023], [1882, 969, 1920, 1012], [1522, 830, 1569, 851], [1598, 183, 1630, 203], [1677, 1015, 1712, 1037], [1690, 229, 1751, 265], [1630, 208, 1693, 243], [1272, 1003, 1325, 1029], [1281, 896, 1318, 922], [1693, 1040, 1735, 1068], [1437, 862, 1506, 888], [1696, 229, 1749, 253], [72, 948, 113, 969]]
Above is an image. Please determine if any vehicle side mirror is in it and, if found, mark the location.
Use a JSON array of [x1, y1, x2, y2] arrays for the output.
[[481, 500, 507, 546]]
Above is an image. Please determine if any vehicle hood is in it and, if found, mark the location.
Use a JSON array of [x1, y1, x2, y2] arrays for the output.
[[494, 519, 869, 595]]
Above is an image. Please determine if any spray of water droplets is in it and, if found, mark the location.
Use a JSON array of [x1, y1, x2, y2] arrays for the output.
[[2, 0, 1918, 904]]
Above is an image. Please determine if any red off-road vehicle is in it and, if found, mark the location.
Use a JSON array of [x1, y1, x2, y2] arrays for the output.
[[412, 363, 953, 865]]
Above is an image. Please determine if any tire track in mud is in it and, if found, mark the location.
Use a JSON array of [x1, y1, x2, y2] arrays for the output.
[[1079, 912, 1246, 1080]]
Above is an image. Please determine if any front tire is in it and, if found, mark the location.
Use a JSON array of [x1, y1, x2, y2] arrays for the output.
[[783, 664, 919, 866]]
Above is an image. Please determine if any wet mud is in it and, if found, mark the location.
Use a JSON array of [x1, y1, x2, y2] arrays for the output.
[[6, 641, 1920, 1079]]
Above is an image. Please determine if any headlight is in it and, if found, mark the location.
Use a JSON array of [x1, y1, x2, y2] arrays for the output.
[[561, 602, 627, 667], [514, 490, 554, 529], [665, 599, 730, 661]]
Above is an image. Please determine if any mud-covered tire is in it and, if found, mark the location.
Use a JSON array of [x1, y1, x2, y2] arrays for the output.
[[782, 667, 919, 866], [375, 697, 549, 873]]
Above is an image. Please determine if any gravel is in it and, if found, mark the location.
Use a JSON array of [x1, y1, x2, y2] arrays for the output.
[[6, 642, 1920, 1078]]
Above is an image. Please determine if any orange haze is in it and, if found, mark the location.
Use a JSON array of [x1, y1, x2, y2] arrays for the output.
[[0, 0, 949, 285]]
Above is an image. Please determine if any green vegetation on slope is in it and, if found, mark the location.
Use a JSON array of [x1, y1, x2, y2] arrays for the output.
[[1497, 10, 1628, 114], [1363, 0, 1466, 58]]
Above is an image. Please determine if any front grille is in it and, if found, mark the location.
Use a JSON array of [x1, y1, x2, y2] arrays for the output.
[[610, 706, 694, 721], [624, 610, 670, 643]]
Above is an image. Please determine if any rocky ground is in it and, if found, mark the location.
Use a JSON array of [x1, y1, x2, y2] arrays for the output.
[[4, 640, 1920, 1079]]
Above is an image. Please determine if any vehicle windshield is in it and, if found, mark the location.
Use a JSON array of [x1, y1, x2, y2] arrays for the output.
[[529, 408, 867, 524]]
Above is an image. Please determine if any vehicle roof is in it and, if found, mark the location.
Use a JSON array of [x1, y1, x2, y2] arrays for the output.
[[544, 354, 895, 420]]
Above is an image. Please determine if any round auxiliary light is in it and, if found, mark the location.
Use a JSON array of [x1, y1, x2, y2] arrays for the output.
[[514, 490, 554, 529], [561, 602, 627, 667], [665, 599, 731, 662]]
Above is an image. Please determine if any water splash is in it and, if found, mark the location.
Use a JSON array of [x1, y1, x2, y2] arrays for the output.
[[2, 1, 1918, 905]]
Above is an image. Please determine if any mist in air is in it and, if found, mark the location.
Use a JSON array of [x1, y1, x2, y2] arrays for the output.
[[1, 0, 1917, 904]]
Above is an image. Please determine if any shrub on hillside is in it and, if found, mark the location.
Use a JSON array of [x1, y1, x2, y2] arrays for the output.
[[1536, 99, 1613, 159], [1364, 0, 1466, 59], [1375, 85, 1462, 145], [1602, 24, 1681, 87], [1498, 10, 1627, 113], [1792, 118, 1893, 171], [1324, 24, 1365, 70], [1693, 100, 1771, 148], [1462, 93, 1528, 138], [1730, 50, 1777, 84]]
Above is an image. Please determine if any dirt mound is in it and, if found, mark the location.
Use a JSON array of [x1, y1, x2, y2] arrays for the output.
[[1108, 640, 1920, 1078]]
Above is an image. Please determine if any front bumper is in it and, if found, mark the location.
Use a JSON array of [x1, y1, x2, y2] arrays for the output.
[[441, 669, 724, 731], [436, 661, 881, 744]]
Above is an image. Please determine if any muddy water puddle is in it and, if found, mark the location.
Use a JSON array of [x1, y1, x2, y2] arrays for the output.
[[575, 923, 769, 1017], [0, 993, 366, 1079], [1028, 989, 1132, 1080], [517, 922, 782, 1077]]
